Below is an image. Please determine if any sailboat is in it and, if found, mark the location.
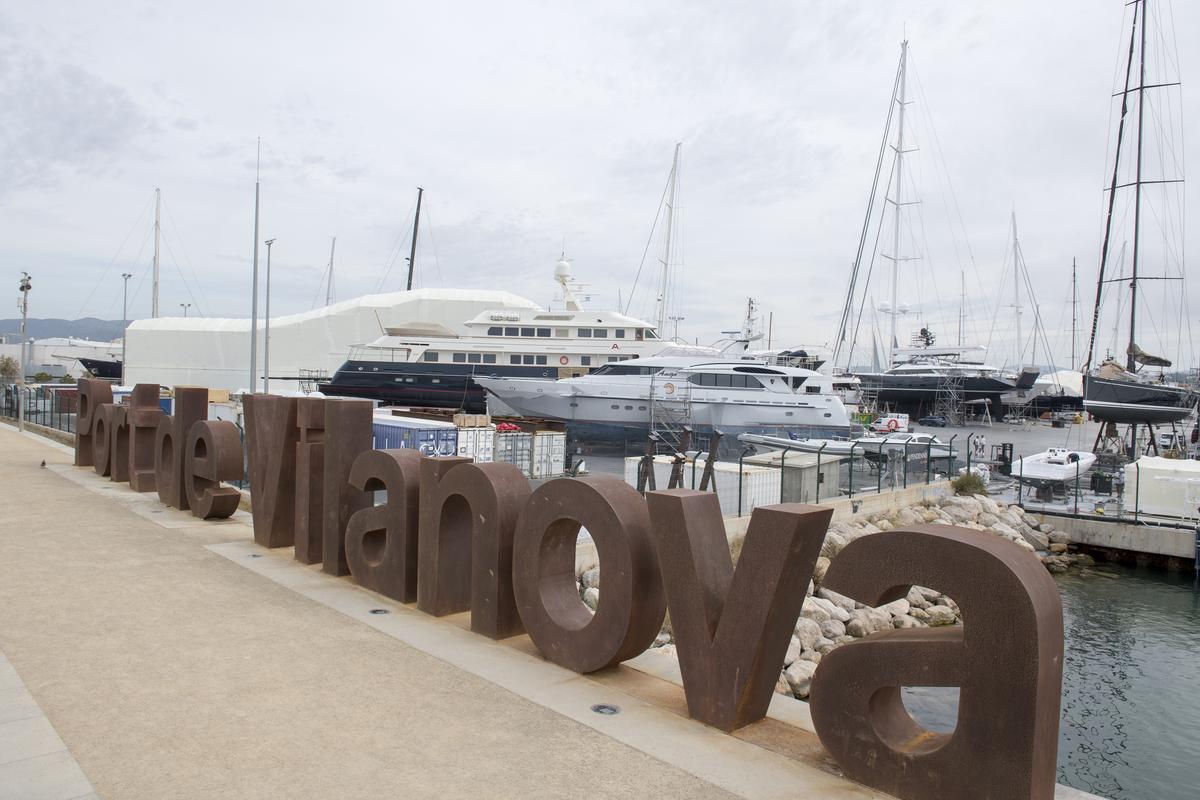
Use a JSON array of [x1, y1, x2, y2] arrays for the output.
[[1082, 0, 1195, 427], [833, 40, 1033, 417]]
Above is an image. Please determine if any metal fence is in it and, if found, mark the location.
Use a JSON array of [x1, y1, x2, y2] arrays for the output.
[[1, 384, 78, 434]]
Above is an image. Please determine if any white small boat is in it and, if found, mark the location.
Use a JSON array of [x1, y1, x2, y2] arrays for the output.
[[1010, 448, 1096, 484]]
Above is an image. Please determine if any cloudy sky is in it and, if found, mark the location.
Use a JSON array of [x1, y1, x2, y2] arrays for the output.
[[2, 0, 1196, 371]]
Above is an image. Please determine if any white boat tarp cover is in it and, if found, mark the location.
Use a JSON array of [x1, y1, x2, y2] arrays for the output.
[[123, 289, 539, 392], [1124, 456, 1200, 519]]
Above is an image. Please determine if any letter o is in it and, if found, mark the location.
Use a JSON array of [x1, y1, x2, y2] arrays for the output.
[[512, 476, 665, 673]]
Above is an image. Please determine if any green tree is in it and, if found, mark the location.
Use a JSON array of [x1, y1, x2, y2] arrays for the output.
[[0, 355, 17, 382]]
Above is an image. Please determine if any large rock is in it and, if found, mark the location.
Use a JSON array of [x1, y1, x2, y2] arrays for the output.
[[977, 511, 999, 527], [812, 556, 831, 585], [880, 598, 911, 617], [943, 495, 982, 516], [1019, 524, 1050, 551], [978, 495, 1001, 516], [820, 619, 846, 640], [800, 648, 822, 665], [775, 673, 792, 695], [895, 506, 923, 527], [1048, 530, 1071, 545], [906, 587, 930, 609], [1049, 543, 1069, 554], [794, 617, 823, 650], [820, 530, 848, 560], [581, 566, 600, 590], [783, 635, 802, 667], [846, 616, 872, 638], [874, 518, 894, 531], [801, 597, 832, 625], [920, 508, 940, 523], [785, 659, 818, 699], [1043, 555, 1071, 574], [810, 596, 851, 623], [817, 588, 856, 613], [925, 604, 958, 626], [892, 614, 923, 629], [582, 587, 600, 611], [942, 504, 975, 524]]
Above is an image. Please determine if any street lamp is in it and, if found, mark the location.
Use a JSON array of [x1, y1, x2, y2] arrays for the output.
[[179, 303, 191, 317], [263, 238, 275, 393], [121, 273, 132, 385], [17, 272, 31, 432]]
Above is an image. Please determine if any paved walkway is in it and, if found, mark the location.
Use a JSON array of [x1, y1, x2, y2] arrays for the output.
[[0, 426, 738, 799]]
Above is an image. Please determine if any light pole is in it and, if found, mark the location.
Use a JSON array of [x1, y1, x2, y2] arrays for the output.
[[179, 303, 191, 317], [17, 272, 31, 432], [121, 273, 132, 385], [263, 239, 275, 393]]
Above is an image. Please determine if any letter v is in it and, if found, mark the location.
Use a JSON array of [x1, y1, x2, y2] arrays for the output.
[[645, 490, 830, 732]]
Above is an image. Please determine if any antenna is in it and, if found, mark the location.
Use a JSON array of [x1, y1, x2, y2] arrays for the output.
[[326, 236, 337, 305]]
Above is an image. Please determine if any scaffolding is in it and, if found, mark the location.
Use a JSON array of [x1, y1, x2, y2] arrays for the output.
[[932, 371, 965, 425], [648, 374, 694, 454]]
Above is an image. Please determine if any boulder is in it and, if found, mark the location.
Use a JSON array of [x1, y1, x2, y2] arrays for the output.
[[845, 617, 872, 638], [1074, 552, 1096, 566], [880, 598, 911, 617], [783, 636, 802, 667], [1048, 543, 1069, 554], [795, 617, 823, 650], [892, 614, 922, 629], [977, 511, 999, 527], [818, 588, 857, 613], [1019, 524, 1050, 551], [978, 495, 1001, 516], [653, 630, 671, 647], [775, 673, 793, 696], [820, 619, 846, 640], [1043, 555, 1071, 574], [1048, 530, 1071, 545], [800, 648, 822, 665], [801, 597, 832, 625], [909, 607, 930, 621], [806, 579, 815, 597], [810, 596, 851, 623], [812, 556, 830, 585], [785, 659, 818, 699], [583, 587, 600, 611], [1040, 520, 1056, 533], [920, 508, 940, 523], [820, 531, 848, 560], [906, 587, 930, 609], [859, 521, 882, 535], [925, 604, 958, 626], [895, 506, 923, 527], [581, 566, 601, 590], [875, 518, 894, 531]]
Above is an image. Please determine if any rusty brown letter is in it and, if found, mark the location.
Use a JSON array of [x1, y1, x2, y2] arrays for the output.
[[417, 459, 531, 639], [513, 476, 665, 672], [243, 394, 299, 547], [344, 448, 423, 601], [74, 378, 112, 467], [93, 404, 130, 482], [294, 397, 327, 564], [184, 420, 244, 519], [645, 491, 830, 731], [808, 524, 1064, 800], [321, 399, 373, 576], [127, 384, 164, 493], [154, 387, 209, 510]]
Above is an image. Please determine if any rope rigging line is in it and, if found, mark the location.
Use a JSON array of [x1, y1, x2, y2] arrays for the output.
[[73, 192, 155, 318]]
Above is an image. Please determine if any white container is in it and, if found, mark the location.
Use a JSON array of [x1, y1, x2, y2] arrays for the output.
[[531, 431, 566, 478], [457, 425, 497, 463], [623, 455, 780, 517], [496, 431, 534, 477]]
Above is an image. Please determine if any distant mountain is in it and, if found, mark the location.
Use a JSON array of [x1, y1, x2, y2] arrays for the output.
[[0, 318, 128, 342]]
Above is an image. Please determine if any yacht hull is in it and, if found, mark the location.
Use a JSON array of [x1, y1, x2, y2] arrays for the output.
[[320, 360, 560, 412], [1083, 374, 1195, 424], [854, 372, 1019, 414]]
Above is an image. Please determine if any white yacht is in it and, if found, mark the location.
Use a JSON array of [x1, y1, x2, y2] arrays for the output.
[[472, 356, 852, 438], [321, 259, 681, 410]]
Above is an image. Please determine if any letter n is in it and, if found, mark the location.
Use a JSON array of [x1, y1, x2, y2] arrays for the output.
[[645, 490, 829, 731]]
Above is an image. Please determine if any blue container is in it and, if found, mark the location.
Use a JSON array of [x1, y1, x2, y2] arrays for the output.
[[160, 397, 173, 414], [372, 418, 457, 457]]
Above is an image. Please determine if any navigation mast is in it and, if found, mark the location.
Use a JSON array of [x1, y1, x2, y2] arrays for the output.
[[406, 187, 423, 291], [325, 237, 337, 306], [884, 40, 912, 369], [656, 142, 681, 337]]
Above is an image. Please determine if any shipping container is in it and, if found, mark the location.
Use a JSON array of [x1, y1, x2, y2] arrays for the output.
[[495, 431, 534, 477], [531, 431, 567, 478], [456, 425, 497, 463], [372, 416, 458, 456]]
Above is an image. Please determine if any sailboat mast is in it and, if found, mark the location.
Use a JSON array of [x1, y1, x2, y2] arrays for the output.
[[1084, 2, 1140, 370], [325, 237, 337, 306], [958, 270, 965, 347], [1011, 211, 1021, 366], [657, 142, 681, 336], [889, 40, 909, 369], [152, 188, 161, 318], [1071, 258, 1078, 368], [1128, 0, 1148, 371], [249, 145, 261, 392], [406, 187, 424, 291]]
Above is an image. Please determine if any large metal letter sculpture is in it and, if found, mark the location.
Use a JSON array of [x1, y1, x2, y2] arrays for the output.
[[74, 378, 112, 467], [513, 476, 665, 672], [154, 387, 208, 510], [127, 384, 164, 493], [808, 525, 1064, 800], [321, 399, 373, 576], [417, 459, 531, 639], [184, 420, 244, 519], [294, 397, 327, 564], [243, 394, 299, 547], [93, 404, 129, 482], [344, 449, 422, 601], [645, 491, 830, 731]]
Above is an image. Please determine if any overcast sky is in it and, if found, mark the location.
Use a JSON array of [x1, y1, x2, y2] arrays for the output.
[[2, 1, 1196, 371]]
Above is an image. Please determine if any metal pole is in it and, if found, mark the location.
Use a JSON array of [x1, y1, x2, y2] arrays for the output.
[[152, 187, 161, 318], [17, 272, 30, 433], [948, 435, 957, 480], [816, 443, 827, 503], [926, 440, 932, 484], [966, 432, 974, 473], [848, 443, 855, 498], [1074, 460, 1081, 516], [406, 187, 424, 291], [888, 40, 908, 369], [780, 449, 787, 502], [1017, 454, 1024, 506], [249, 143, 261, 394], [1134, 462, 1140, 524], [738, 450, 746, 517], [264, 239, 275, 393], [121, 272, 131, 385]]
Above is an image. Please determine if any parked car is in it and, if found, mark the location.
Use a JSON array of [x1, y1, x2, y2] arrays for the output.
[[917, 415, 947, 427]]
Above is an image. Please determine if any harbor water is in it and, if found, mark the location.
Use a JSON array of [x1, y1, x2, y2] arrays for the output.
[[907, 562, 1200, 800]]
